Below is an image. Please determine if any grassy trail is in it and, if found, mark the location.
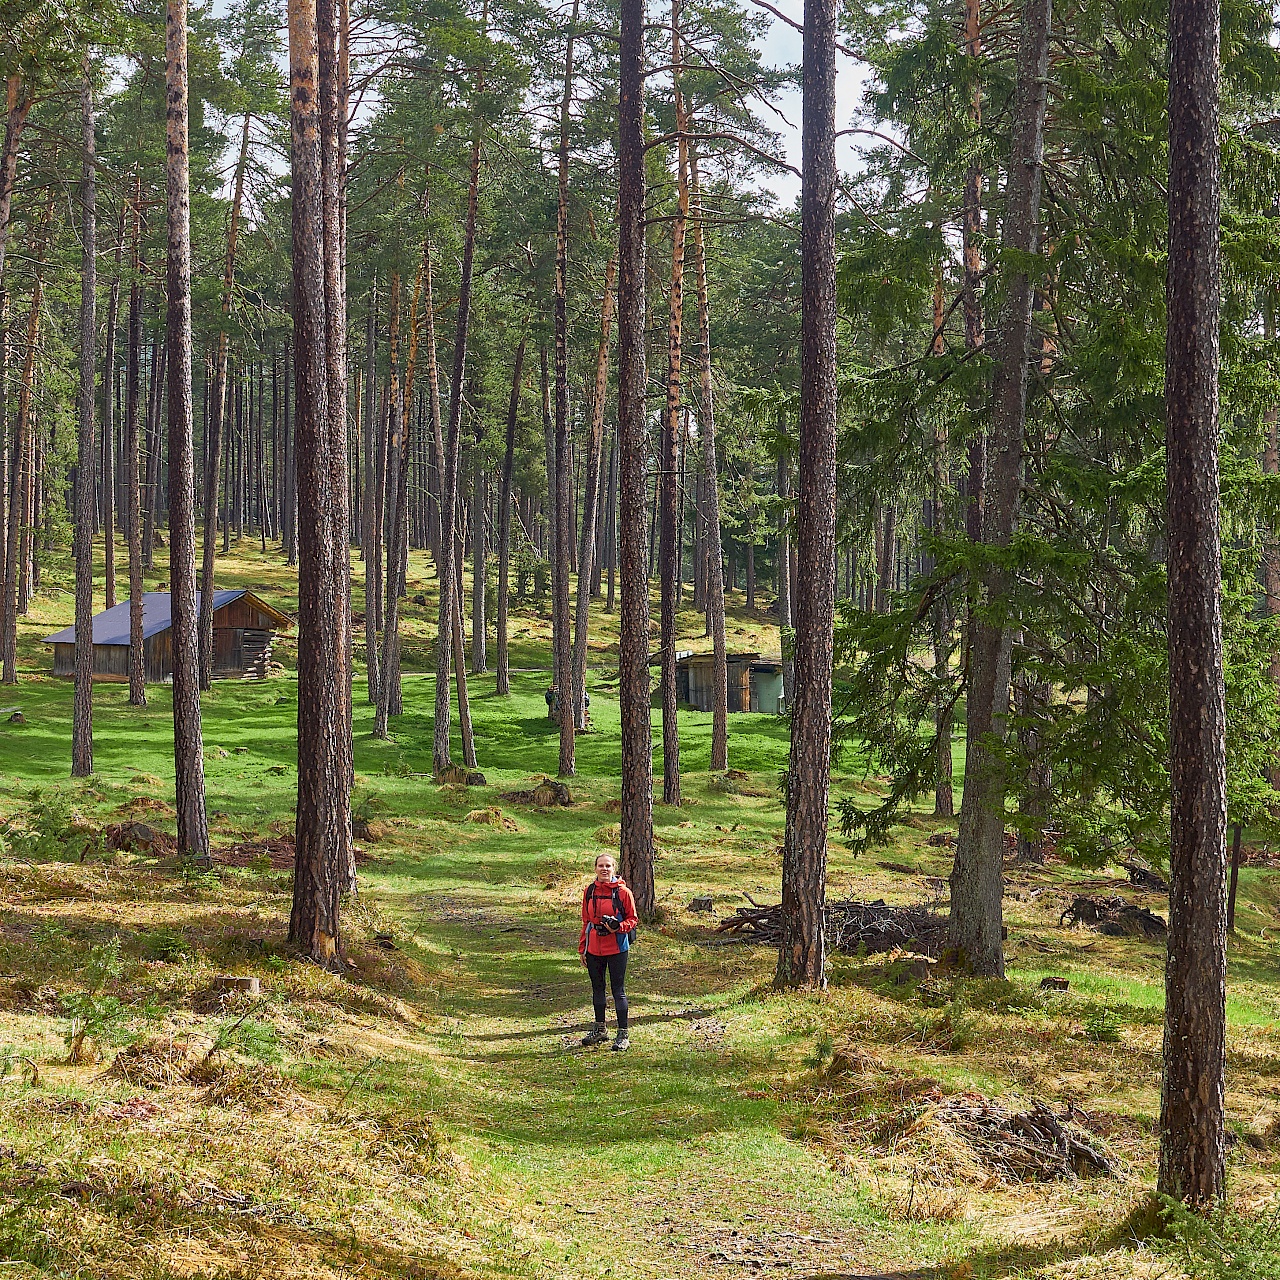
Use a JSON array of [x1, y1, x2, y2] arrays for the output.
[[0, 545, 1276, 1278]]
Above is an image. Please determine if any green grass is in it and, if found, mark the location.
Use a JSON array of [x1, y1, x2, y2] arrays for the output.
[[0, 540, 1274, 1279]]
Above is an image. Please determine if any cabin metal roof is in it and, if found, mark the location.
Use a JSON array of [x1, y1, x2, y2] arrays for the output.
[[43, 590, 291, 647]]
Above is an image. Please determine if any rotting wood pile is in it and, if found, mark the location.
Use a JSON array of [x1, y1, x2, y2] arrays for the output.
[[715, 897, 948, 956], [928, 1096, 1117, 1182]]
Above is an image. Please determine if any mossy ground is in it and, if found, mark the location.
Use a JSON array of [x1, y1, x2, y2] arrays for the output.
[[0, 540, 1275, 1278]]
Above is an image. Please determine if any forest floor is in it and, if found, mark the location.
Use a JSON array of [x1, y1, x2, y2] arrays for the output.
[[0, 542, 1276, 1279]]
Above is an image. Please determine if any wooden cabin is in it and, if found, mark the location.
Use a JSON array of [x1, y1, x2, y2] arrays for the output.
[[45, 590, 292, 683], [675, 651, 786, 715]]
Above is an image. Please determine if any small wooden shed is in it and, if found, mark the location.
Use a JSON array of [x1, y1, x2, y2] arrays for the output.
[[45, 590, 292, 683], [675, 651, 786, 715]]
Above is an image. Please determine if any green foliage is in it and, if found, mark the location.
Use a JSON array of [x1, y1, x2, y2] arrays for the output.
[[213, 1017, 282, 1065], [1083, 1006, 1122, 1044], [61, 939, 128, 1053], [7, 789, 100, 863], [1158, 1198, 1280, 1280]]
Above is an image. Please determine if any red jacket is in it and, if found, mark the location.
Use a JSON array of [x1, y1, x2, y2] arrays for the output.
[[579, 877, 638, 956]]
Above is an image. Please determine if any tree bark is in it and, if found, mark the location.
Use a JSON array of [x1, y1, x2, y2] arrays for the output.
[[2, 195, 50, 682], [72, 74, 97, 778], [931, 264, 954, 816], [126, 176, 146, 706], [1264, 399, 1280, 788], [496, 334, 526, 695], [658, 0, 690, 804], [949, 0, 1051, 978], [962, 0, 986, 542], [1159, 0, 1226, 1206], [101, 208, 124, 612], [1226, 823, 1241, 933], [363, 280, 380, 703], [617, 0, 655, 916], [471, 446, 487, 673], [375, 274, 404, 737], [776, 0, 838, 989], [689, 154, 729, 769], [776, 450, 793, 712], [165, 0, 211, 858], [320, 0, 354, 896], [553, 0, 580, 777], [572, 260, 616, 731], [200, 111, 252, 689], [434, 99, 483, 773], [289, 0, 345, 966]]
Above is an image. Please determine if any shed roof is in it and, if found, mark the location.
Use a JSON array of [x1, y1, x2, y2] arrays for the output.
[[43, 590, 291, 647]]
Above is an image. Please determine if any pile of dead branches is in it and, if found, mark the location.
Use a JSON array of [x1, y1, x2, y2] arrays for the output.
[[715, 897, 948, 956], [934, 1096, 1116, 1182], [1059, 894, 1167, 939]]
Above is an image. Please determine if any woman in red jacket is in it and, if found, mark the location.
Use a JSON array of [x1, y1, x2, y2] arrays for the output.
[[579, 852, 638, 1051]]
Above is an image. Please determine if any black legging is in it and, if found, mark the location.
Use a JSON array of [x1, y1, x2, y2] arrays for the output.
[[584, 951, 629, 1029]]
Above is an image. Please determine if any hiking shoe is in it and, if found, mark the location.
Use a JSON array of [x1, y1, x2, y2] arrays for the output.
[[581, 1023, 608, 1047], [611, 1031, 630, 1052]]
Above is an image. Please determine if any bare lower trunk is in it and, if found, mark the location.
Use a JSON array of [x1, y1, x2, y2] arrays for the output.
[[321, 0, 355, 897], [102, 211, 124, 614], [496, 335, 526, 695], [659, 0, 688, 804], [452, 568, 477, 767], [949, 0, 1051, 978], [617, 0, 655, 916], [435, 100, 482, 773], [470, 452, 487, 673], [572, 260, 616, 730], [3, 196, 50, 682], [126, 179, 146, 707], [931, 267, 954, 817], [375, 276, 403, 737], [776, 0, 838, 990], [200, 113, 252, 689], [363, 285, 380, 703], [553, 0, 580, 777], [689, 156, 728, 769], [1265, 405, 1280, 787], [1159, 0, 1226, 1206], [165, 0, 210, 858], [72, 75, 97, 778], [289, 0, 346, 964]]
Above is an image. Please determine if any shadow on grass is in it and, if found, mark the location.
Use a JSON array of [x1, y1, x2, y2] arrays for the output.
[[462, 1005, 716, 1041]]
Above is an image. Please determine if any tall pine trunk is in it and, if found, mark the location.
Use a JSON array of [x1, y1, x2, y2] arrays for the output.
[[434, 92, 483, 773], [323, 0, 355, 878], [617, 0, 655, 916], [659, 0, 689, 804], [289, 0, 346, 964], [363, 281, 380, 703], [553, 0, 580, 777], [572, 260, 616, 731], [374, 274, 404, 737], [962, 0, 986, 540], [72, 74, 97, 778], [3, 195, 51, 682], [1159, 0, 1227, 1206], [688, 154, 728, 769], [776, 0, 838, 990], [126, 177, 146, 706], [949, 0, 1051, 978], [496, 334, 526, 695], [200, 112, 252, 688], [101, 210, 123, 612], [165, 0, 211, 858], [931, 264, 955, 816]]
